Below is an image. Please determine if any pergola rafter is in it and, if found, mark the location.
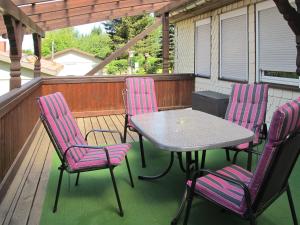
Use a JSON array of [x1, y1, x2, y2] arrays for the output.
[[27, 0, 171, 23], [36, 2, 169, 31]]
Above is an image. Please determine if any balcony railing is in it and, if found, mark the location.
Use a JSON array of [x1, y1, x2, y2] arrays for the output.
[[0, 73, 195, 201]]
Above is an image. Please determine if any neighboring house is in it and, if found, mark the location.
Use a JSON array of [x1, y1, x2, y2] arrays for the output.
[[173, 0, 299, 123], [46, 48, 103, 76], [0, 46, 63, 96]]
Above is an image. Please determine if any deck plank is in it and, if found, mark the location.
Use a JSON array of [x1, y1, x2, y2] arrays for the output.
[[26, 144, 53, 225], [83, 118, 97, 146], [7, 131, 50, 225], [0, 125, 44, 225], [103, 116, 122, 144], [116, 115, 139, 142], [110, 115, 134, 143], [96, 116, 116, 145], [90, 117, 106, 146]]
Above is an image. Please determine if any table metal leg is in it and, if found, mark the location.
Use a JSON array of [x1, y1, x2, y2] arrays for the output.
[[171, 152, 193, 225], [177, 152, 186, 172], [171, 188, 188, 225], [138, 152, 175, 180]]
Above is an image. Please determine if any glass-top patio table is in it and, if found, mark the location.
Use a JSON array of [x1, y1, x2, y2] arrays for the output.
[[131, 109, 254, 180]]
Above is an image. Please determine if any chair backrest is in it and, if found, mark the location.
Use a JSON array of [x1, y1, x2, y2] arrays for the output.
[[125, 77, 158, 117], [249, 97, 300, 212], [37, 92, 87, 167], [225, 83, 268, 144]]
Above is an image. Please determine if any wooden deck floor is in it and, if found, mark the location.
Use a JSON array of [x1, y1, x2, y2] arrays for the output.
[[0, 115, 138, 225]]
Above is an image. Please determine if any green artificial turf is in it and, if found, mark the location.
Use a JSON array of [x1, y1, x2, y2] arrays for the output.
[[40, 142, 300, 225]]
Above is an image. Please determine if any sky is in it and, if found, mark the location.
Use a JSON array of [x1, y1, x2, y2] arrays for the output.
[[0, 22, 105, 51]]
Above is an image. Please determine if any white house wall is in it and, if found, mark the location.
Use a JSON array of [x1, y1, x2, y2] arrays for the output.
[[0, 61, 35, 96], [174, 0, 300, 123], [54, 52, 102, 76]]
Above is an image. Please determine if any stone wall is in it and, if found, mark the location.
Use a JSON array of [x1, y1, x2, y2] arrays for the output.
[[174, 0, 300, 123]]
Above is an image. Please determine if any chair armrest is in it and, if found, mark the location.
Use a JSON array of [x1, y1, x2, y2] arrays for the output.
[[63, 145, 111, 167], [85, 129, 124, 143], [190, 169, 252, 210]]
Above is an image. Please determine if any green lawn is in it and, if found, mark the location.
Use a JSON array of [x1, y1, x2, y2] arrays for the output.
[[40, 142, 300, 225]]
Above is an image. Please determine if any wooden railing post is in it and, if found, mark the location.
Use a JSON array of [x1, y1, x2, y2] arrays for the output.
[[162, 12, 170, 74], [33, 33, 42, 78], [3, 15, 25, 90]]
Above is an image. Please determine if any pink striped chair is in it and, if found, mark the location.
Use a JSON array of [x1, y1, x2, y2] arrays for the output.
[[226, 84, 268, 170], [123, 77, 158, 168], [37, 92, 134, 216], [174, 97, 300, 225]]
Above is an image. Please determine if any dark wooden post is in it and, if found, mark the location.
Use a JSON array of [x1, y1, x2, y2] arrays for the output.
[[162, 12, 170, 74], [33, 33, 42, 78], [273, 0, 300, 75], [3, 15, 25, 90]]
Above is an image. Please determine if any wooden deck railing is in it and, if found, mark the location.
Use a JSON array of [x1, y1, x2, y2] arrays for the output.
[[0, 73, 195, 201]]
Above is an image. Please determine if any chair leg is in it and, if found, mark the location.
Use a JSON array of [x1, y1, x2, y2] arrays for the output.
[[138, 133, 146, 168], [53, 167, 64, 213], [247, 151, 252, 171], [287, 185, 298, 225], [75, 172, 80, 186], [200, 150, 206, 176], [225, 149, 231, 161], [183, 188, 195, 225], [123, 116, 128, 143], [125, 156, 134, 188], [109, 166, 124, 217], [249, 216, 257, 225]]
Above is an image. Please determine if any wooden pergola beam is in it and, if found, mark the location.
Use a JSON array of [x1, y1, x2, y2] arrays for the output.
[[85, 18, 162, 76], [155, 0, 192, 15], [19, 0, 175, 16], [28, 0, 172, 23], [0, 0, 44, 37], [37, 3, 168, 31], [12, 0, 51, 6]]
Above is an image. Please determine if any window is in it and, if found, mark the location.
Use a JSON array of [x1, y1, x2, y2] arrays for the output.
[[195, 18, 211, 77], [256, 1, 298, 86], [220, 8, 248, 82]]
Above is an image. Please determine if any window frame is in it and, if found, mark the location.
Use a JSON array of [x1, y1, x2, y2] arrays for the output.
[[255, 0, 299, 87], [219, 7, 249, 83], [194, 17, 212, 79]]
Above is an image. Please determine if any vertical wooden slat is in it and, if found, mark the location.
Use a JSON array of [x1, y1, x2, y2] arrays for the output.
[[162, 12, 170, 74], [33, 33, 42, 78]]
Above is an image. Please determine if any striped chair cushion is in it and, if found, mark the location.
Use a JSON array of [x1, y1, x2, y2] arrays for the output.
[[187, 165, 253, 215], [125, 77, 158, 127], [225, 84, 268, 149], [70, 143, 131, 171], [38, 92, 131, 171], [249, 97, 300, 200]]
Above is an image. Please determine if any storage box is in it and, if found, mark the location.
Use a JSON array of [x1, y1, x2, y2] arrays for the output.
[[192, 91, 229, 118]]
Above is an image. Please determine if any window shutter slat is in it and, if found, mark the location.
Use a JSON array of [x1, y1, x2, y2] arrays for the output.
[[195, 23, 211, 77], [258, 6, 297, 72], [221, 14, 248, 81]]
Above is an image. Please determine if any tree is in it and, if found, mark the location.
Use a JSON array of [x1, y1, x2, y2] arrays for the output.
[[104, 14, 162, 73], [107, 59, 128, 75], [41, 28, 78, 56], [78, 27, 112, 59]]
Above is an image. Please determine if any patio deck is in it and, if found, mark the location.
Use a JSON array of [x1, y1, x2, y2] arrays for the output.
[[0, 114, 136, 225]]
